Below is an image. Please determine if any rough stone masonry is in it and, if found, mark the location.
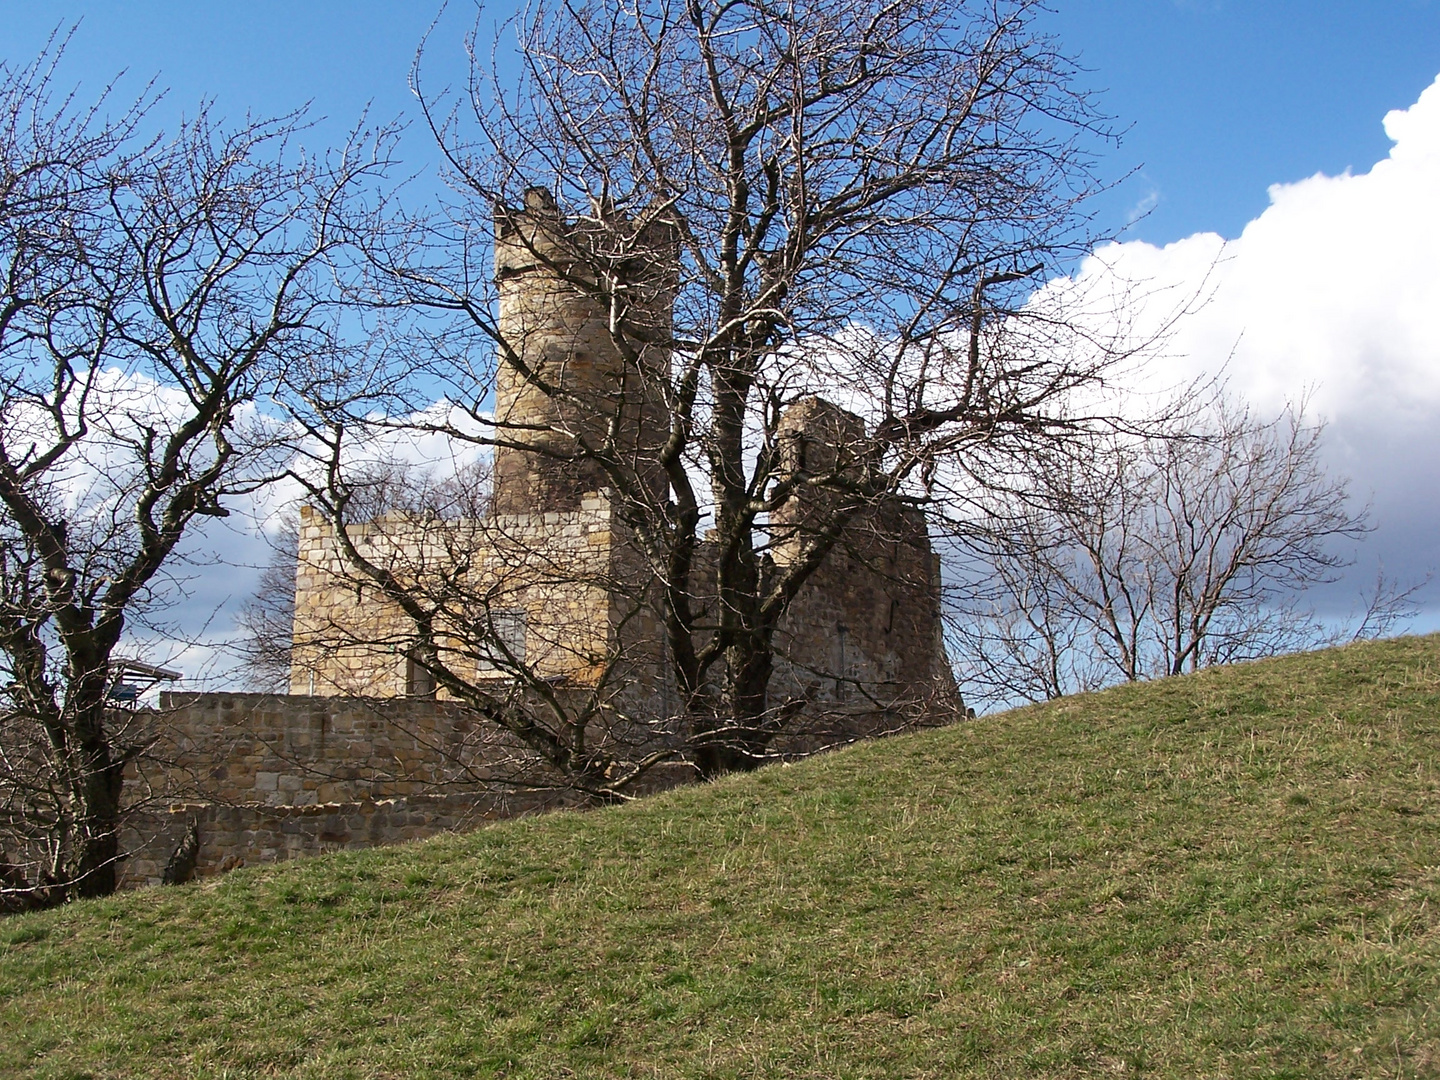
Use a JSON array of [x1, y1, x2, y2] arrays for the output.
[[119, 189, 960, 886]]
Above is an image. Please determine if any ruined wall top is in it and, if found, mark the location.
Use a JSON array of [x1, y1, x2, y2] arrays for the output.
[[494, 186, 679, 285], [777, 395, 869, 479]]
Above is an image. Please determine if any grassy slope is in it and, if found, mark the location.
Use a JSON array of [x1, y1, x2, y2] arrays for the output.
[[1, 638, 1438, 1079]]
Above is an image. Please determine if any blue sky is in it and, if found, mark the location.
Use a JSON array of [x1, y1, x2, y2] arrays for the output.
[[1048, 1, 1440, 242], [5, 1, 1439, 247], [4, 2, 1440, 677]]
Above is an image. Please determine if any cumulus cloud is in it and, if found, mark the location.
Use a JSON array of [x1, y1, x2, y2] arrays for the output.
[[1050, 73, 1440, 617]]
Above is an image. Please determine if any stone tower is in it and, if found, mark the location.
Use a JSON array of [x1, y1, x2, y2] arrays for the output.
[[491, 188, 675, 515]]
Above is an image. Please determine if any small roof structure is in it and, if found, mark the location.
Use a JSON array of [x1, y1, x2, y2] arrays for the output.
[[107, 658, 182, 704]]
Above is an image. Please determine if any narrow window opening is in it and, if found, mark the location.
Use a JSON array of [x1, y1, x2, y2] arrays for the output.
[[405, 650, 436, 698], [477, 609, 527, 676]]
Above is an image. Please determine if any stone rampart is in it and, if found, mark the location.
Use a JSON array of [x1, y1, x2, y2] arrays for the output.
[[141, 691, 494, 806], [118, 690, 607, 888], [117, 690, 707, 889], [120, 788, 574, 888]]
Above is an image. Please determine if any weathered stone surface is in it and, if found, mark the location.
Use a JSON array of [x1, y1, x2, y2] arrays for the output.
[[114, 195, 960, 889], [120, 789, 574, 888]]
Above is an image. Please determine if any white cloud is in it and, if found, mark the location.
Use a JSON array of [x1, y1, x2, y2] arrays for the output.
[[1050, 73, 1440, 617], [2, 365, 493, 689]]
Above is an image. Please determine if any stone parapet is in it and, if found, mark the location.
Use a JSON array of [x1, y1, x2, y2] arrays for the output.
[[142, 691, 493, 806]]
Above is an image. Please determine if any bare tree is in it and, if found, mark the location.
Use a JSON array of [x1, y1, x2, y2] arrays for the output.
[[233, 516, 300, 693], [284, 0, 1135, 795], [947, 396, 1412, 710], [0, 40, 395, 903]]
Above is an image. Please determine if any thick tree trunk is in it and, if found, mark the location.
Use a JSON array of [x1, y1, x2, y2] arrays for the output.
[[72, 735, 124, 898], [66, 681, 126, 899], [692, 637, 775, 778]]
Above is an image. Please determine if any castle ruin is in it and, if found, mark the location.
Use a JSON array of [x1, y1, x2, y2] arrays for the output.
[[117, 189, 959, 886]]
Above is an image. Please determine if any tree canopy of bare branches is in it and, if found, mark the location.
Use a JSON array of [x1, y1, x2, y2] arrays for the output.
[[0, 39, 395, 904], [946, 396, 1413, 710], [286, 0, 1129, 793]]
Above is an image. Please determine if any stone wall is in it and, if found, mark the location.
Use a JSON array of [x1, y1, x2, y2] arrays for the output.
[[765, 396, 957, 733], [290, 497, 617, 698], [120, 789, 575, 888], [139, 691, 501, 806], [117, 689, 709, 888], [117, 691, 613, 888], [772, 499, 955, 736]]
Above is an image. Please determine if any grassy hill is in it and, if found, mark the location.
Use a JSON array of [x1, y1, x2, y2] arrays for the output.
[[2, 637, 1438, 1079]]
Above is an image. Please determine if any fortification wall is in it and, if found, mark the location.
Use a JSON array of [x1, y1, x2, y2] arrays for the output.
[[119, 691, 597, 888], [139, 691, 497, 806], [772, 500, 956, 734], [763, 396, 958, 735], [118, 690, 697, 889], [120, 788, 577, 888]]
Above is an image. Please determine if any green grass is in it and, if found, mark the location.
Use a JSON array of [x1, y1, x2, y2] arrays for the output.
[[2, 636, 1439, 1078]]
